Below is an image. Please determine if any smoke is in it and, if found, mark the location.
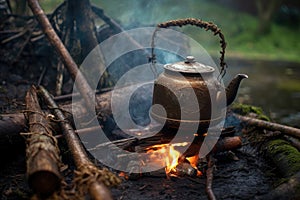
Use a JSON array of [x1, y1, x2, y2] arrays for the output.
[[98, 0, 197, 28]]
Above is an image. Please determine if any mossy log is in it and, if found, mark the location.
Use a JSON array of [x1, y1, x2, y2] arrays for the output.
[[233, 103, 300, 177], [233, 103, 300, 198], [257, 170, 300, 200], [263, 139, 300, 178]]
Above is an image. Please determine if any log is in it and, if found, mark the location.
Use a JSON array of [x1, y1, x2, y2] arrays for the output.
[[0, 82, 151, 144], [0, 113, 26, 150], [24, 86, 62, 196], [37, 86, 120, 200], [263, 139, 300, 178], [0, 88, 113, 144], [257, 170, 300, 200], [180, 136, 242, 158], [234, 113, 300, 139]]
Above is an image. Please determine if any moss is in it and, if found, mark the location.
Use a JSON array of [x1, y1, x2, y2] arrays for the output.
[[265, 139, 300, 177], [231, 103, 270, 121]]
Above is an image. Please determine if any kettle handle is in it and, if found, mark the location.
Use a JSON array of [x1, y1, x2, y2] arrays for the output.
[[151, 18, 228, 78]]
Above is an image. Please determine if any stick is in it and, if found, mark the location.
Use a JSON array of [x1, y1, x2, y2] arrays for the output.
[[27, 0, 96, 113], [24, 86, 62, 196], [37, 86, 120, 200], [55, 61, 64, 96], [206, 154, 216, 200], [233, 113, 300, 139]]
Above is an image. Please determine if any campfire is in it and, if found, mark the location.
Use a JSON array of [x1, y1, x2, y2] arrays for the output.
[[145, 142, 202, 176]]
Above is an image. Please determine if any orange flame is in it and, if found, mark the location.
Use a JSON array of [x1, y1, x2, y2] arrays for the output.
[[146, 142, 198, 175]]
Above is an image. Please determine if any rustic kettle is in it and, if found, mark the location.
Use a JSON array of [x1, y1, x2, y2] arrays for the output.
[[150, 18, 248, 131]]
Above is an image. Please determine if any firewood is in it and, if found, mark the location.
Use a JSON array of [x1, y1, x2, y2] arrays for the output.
[[24, 86, 62, 196], [234, 113, 300, 139], [37, 85, 120, 200], [181, 136, 242, 158]]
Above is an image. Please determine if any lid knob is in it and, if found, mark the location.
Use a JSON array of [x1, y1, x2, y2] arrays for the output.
[[185, 56, 196, 63]]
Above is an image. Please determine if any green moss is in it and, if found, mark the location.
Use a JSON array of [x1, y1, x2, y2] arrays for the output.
[[231, 103, 270, 121], [265, 139, 300, 177]]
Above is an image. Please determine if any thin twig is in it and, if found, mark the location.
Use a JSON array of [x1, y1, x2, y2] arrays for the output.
[[206, 154, 216, 200], [37, 65, 47, 86]]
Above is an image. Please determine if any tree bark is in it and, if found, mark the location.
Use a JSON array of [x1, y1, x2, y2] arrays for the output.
[[66, 0, 110, 88], [24, 86, 62, 196]]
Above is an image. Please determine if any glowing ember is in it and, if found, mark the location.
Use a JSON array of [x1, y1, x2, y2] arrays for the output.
[[118, 171, 129, 180]]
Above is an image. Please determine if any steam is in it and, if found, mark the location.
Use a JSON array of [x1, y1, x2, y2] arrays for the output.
[[100, 0, 192, 28]]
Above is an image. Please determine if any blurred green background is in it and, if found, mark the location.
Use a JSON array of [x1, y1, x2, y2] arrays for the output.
[[32, 0, 300, 63]]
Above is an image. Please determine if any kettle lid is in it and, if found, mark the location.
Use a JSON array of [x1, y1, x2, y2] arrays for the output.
[[164, 56, 215, 74]]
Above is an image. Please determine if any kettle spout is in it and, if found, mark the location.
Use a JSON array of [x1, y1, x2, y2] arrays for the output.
[[225, 74, 248, 106]]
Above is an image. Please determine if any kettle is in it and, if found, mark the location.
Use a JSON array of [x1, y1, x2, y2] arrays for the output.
[[150, 18, 247, 132]]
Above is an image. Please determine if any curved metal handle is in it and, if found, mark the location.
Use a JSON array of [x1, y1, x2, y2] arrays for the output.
[[151, 18, 228, 78]]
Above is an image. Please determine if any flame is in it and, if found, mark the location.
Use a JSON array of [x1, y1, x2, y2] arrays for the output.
[[165, 144, 181, 174], [186, 154, 202, 176], [186, 154, 199, 168], [146, 142, 200, 175]]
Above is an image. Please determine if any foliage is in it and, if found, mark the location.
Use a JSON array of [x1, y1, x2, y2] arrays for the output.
[[38, 0, 300, 63]]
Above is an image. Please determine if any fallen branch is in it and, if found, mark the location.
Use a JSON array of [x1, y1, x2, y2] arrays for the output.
[[37, 86, 120, 200], [233, 113, 300, 139], [24, 86, 62, 196]]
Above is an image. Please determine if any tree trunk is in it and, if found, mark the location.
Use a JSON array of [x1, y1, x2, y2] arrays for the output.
[[255, 0, 283, 34], [66, 0, 110, 88]]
